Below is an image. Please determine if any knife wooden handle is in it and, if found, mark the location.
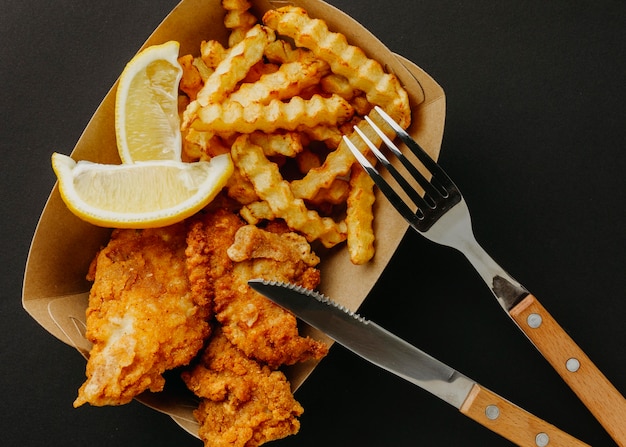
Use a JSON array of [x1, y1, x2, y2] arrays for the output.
[[510, 294, 626, 446], [460, 383, 590, 446]]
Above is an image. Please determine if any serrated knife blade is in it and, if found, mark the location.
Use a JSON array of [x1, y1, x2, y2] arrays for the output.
[[248, 279, 589, 447]]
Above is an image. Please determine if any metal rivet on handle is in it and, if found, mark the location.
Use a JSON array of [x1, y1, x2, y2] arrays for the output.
[[485, 405, 500, 420], [566, 358, 581, 372], [527, 313, 543, 328], [535, 432, 550, 446]]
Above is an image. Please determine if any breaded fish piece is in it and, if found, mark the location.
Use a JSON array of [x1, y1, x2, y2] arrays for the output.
[[74, 224, 211, 407], [182, 329, 303, 447], [186, 209, 328, 368]]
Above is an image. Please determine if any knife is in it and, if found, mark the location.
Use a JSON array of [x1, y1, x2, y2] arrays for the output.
[[248, 279, 589, 447]]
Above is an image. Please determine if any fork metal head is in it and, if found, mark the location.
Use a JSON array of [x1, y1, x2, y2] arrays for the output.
[[345, 106, 462, 233], [345, 106, 529, 309]]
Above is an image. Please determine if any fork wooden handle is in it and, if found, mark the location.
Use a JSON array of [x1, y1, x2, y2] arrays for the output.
[[461, 383, 590, 446], [510, 294, 626, 446]]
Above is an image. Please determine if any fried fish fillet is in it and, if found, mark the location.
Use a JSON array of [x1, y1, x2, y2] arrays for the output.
[[74, 224, 211, 407], [182, 329, 303, 447], [186, 209, 328, 368]]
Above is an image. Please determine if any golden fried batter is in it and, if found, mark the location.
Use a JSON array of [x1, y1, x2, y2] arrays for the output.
[[182, 329, 303, 447], [74, 224, 211, 407], [186, 209, 328, 368]]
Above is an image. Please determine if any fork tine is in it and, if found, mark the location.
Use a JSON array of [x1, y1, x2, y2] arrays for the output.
[[343, 135, 425, 226], [363, 115, 441, 206], [352, 125, 431, 210], [346, 106, 464, 232], [373, 106, 456, 198]]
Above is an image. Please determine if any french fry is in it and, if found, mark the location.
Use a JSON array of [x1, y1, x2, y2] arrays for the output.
[[192, 57, 213, 82], [263, 6, 411, 128], [346, 163, 376, 264], [182, 128, 210, 161], [222, 0, 256, 47], [231, 135, 347, 248], [178, 54, 203, 100], [192, 94, 354, 134], [295, 148, 321, 174], [351, 94, 374, 117], [221, 0, 252, 10], [182, 129, 233, 162], [240, 60, 279, 84], [223, 7, 256, 29], [309, 178, 350, 206], [181, 134, 203, 162], [249, 131, 303, 157], [289, 112, 394, 200], [178, 4, 413, 264], [225, 167, 259, 205], [320, 73, 356, 100], [200, 39, 226, 70], [264, 39, 305, 64], [183, 24, 275, 128], [224, 10, 257, 30], [297, 125, 343, 148], [228, 53, 329, 107], [240, 200, 275, 225]]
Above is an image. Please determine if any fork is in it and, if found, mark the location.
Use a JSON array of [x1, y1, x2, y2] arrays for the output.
[[345, 105, 626, 446]]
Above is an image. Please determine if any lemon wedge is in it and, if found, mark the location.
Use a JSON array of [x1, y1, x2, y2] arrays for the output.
[[51, 153, 233, 228], [115, 41, 183, 163]]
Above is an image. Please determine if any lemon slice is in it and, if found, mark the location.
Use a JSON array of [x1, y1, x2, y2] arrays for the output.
[[51, 153, 233, 228], [115, 41, 183, 163]]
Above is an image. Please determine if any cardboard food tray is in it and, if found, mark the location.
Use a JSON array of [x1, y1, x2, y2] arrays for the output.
[[22, 0, 446, 437]]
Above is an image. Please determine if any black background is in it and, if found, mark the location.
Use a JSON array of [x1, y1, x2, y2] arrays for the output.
[[2, 1, 625, 446]]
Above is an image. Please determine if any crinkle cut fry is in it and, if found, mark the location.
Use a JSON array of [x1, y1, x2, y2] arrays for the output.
[[178, 54, 203, 100], [240, 200, 275, 225], [249, 131, 303, 157], [262, 6, 411, 128], [264, 39, 308, 64], [183, 24, 275, 128], [192, 94, 354, 135], [231, 134, 347, 248], [223, 0, 257, 47], [200, 39, 227, 70], [228, 52, 329, 107], [221, 0, 252, 10], [346, 163, 376, 265], [290, 112, 395, 200]]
